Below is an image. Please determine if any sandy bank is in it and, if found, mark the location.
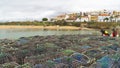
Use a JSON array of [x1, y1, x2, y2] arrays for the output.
[[0, 25, 94, 30], [0, 25, 44, 29]]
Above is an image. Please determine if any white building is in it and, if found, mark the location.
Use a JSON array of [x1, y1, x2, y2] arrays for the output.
[[75, 16, 89, 22], [98, 14, 110, 22], [75, 18, 81, 22], [81, 16, 89, 22], [113, 16, 120, 22]]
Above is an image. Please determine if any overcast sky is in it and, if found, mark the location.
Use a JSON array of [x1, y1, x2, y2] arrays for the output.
[[0, 0, 120, 21]]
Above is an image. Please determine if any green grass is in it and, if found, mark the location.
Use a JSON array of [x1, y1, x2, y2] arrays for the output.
[[0, 21, 120, 29]]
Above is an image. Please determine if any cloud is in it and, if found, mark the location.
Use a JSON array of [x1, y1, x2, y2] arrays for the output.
[[0, 0, 120, 21]]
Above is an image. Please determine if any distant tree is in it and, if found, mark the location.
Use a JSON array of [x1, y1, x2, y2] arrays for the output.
[[42, 18, 48, 21], [104, 17, 109, 22]]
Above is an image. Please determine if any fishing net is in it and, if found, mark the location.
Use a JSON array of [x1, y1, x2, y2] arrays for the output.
[[96, 56, 113, 68], [33, 64, 43, 68], [53, 58, 62, 64], [62, 49, 75, 56], [70, 53, 90, 65], [45, 60, 56, 68], [83, 49, 103, 59]]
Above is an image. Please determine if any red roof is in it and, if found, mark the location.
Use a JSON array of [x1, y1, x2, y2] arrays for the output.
[[99, 14, 109, 16]]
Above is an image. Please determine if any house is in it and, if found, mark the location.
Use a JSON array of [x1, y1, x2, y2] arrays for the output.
[[51, 14, 69, 22], [66, 17, 77, 22], [51, 10, 120, 22], [90, 12, 99, 16], [113, 11, 120, 16], [65, 13, 77, 22], [90, 15, 98, 22], [112, 11, 120, 22], [117, 16, 120, 22], [112, 15, 120, 22], [75, 18, 81, 22], [98, 14, 110, 22], [75, 16, 89, 22]]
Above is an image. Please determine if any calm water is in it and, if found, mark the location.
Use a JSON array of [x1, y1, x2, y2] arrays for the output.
[[0, 28, 100, 39]]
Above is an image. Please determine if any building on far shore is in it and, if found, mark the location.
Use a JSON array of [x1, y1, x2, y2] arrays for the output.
[[78, 16, 89, 22], [51, 10, 120, 22], [90, 15, 98, 22], [113, 11, 120, 16], [51, 14, 69, 22], [98, 14, 110, 22]]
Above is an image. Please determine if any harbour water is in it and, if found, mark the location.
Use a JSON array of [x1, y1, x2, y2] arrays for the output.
[[0, 28, 100, 39]]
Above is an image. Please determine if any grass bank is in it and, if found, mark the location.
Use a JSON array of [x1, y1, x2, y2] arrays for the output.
[[0, 21, 120, 29]]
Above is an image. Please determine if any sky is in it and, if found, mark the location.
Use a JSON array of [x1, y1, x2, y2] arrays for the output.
[[0, 0, 120, 22]]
